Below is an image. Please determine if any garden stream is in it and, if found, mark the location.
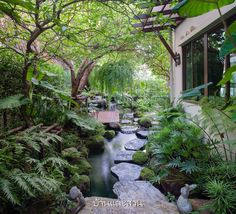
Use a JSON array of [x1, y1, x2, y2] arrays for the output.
[[87, 132, 137, 198]]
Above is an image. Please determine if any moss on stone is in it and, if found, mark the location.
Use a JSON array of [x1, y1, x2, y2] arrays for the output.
[[79, 146, 89, 158], [132, 151, 148, 165], [86, 135, 105, 154], [69, 174, 90, 193], [76, 159, 92, 175], [62, 147, 81, 161], [104, 130, 116, 140], [138, 117, 152, 128], [140, 167, 155, 181]]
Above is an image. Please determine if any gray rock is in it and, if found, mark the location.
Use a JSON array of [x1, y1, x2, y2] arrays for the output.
[[111, 163, 143, 181], [121, 119, 132, 124], [123, 113, 134, 119], [124, 139, 147, 151], [133, 118, 140, 122], [79, 196, 179, 214], [113, 181, 167, 202], [108, 122, 121, 131], [136, 130, 149, 139], [114, 151, 136, 164], [120, 126, 138, 134]]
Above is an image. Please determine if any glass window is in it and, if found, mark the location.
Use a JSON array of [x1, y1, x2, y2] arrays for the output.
[[183, 37, 204, 90], [208, 27, 224, 95]]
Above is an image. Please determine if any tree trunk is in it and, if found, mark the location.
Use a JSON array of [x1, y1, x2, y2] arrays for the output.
[[71, 59, 95, 98]]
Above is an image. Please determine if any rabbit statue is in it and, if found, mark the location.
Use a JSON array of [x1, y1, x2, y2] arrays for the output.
[[177, 184, 197, 214]]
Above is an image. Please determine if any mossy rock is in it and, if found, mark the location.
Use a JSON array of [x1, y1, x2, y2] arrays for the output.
[[138, 117, 152, 128], [79, 146, 89, 158], [132, 151, 148, 165], [69, 174, 90, 193], [62, 147, 82, 161], [86, 135, 105, 154], [76, 159, 92, 175], [104, 130, 116, 140], [140, 167, 155, 181], [134, 111, 144, 118]]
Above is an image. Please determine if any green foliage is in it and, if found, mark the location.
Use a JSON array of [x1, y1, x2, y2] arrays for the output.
[[205, 180, 236, 214], [66, 111, 105, 136], [0, 94, 29, 110], [132, 151, 148, 165], [173, 0, 235, 17], [148, 119, 209, 177], [89, 60, 134, 95]]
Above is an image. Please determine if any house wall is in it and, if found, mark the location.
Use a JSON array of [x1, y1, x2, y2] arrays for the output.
[[171, 2, 236, 104]]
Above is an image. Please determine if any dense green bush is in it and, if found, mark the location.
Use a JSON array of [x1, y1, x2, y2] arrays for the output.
[[148, 119, 210, 176]]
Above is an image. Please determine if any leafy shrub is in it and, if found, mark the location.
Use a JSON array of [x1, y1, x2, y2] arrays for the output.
[[148, 119, 209, 176]]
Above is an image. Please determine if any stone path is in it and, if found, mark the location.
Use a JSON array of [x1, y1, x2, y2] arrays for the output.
[[121, 126, 138, 134], [113, 181, 167, 202], [114, 151, 135, 163], [79, 113, 179, 213], [136, 130, 149, 139], [124, 138, 147, 151], [111, 163, 143, 181]]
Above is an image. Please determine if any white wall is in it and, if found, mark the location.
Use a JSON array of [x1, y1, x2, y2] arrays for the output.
[[170, 2, 236, 104]]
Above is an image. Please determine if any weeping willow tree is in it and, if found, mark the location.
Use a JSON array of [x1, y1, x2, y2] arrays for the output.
[[89, 60, 134, 95]]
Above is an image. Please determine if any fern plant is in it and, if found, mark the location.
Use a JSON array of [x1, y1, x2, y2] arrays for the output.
[[0, 130, 69, 208]]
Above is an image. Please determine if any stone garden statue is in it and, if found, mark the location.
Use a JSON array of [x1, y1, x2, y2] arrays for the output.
[[177, 184, 197, 214], [69, 186, 86, 214]]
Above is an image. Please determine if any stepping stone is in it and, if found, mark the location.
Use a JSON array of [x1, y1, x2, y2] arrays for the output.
[[120, 119, 132, 124], [120, 126, 138, 134], [152, 121, 159, 125], [113, 181, 167, 202], [111, 163, 143, 181], [133, 118, 140, 122], [114, 151, 135, 164], [79, 196, 179, 214], [136, 130, 149, 139], [123, 113, 134, 119], [124, 139, 147, 151]]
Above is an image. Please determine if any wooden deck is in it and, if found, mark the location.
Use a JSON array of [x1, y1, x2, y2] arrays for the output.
[[91, 111, 120, 123]]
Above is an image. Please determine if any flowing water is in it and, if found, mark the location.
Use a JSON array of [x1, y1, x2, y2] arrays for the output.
[[88, 132, 137, 198]]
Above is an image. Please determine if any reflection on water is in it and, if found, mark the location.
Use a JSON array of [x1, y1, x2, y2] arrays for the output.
[[88, 132, 136, 198]]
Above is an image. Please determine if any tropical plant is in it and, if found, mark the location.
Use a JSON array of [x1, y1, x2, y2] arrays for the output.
[[205, 180, 236, 214], [148, 119, 210, 178]]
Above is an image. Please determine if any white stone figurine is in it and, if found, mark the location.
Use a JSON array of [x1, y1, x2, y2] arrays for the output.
[[177, 184, 197, 214]]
